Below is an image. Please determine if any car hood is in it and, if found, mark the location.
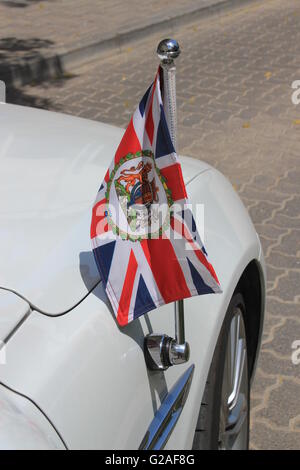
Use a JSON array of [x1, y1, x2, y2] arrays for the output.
[[0, 103, 211, 314]]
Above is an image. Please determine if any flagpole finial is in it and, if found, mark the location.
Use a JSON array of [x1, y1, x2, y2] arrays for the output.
[[157, 38, 181, 64]]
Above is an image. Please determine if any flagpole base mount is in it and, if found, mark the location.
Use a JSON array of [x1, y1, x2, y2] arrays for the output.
[[144, 334, 190, 371]]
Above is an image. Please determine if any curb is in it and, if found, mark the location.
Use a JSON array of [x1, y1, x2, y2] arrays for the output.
[[3, 0, 255, 88]]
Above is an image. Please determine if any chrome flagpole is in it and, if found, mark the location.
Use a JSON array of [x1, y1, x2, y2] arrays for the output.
[[144, 39, 190, 371], [157, 38, 188, 353], [157, 39, 179, 150]]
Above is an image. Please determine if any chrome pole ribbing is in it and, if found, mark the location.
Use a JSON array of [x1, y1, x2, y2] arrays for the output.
[[160, 61, 178, 149]]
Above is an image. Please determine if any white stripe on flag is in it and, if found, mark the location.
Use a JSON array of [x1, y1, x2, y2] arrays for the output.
[[172, 211, 204, 251], [155, 152, 177, 170], [91, 229, 116, 248], [167, 228, 195, 296], [133, 242, 163, 305], [132, 107, 151, 152], [105, 241, 133, 307], [151, 74, 162, 153], [170, 218, 220, 292], [127, 268, 140, 324], [184, 242, 221, 292]]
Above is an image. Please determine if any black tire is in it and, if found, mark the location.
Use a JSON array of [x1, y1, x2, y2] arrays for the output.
[[192, 292, 250, 450]]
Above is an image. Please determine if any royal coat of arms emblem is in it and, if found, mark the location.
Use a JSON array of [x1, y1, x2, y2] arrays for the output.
[[105, 150, 173, 241]]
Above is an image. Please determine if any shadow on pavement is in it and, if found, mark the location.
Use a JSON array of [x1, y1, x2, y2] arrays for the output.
[[0, 36, 77, 109], [0, 36, 61, 86], [0, 0, 52, 7], [6, 73, 76, 110]]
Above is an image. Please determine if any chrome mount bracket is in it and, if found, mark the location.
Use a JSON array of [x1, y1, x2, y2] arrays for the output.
[[144, 334, 190, 371]]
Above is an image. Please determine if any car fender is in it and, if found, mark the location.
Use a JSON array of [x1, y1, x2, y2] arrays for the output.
[[0, 164, 265, 450], [0, 384, 65, 449]]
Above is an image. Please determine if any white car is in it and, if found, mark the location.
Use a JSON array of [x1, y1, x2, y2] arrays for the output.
[[0, 82, 265, 450]]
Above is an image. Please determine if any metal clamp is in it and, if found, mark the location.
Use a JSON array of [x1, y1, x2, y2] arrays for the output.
[[144, 39, 190, 371]]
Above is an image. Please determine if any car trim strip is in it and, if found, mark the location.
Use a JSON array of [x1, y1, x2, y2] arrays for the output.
[[139, 364, 195, 450]]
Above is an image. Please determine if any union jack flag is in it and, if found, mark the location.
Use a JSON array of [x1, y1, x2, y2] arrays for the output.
[[91, 67, 221, 326]]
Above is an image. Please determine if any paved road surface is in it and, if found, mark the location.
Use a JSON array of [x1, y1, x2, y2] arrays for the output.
[[6, 0, 300, 449], [0, 0, 226, 73]]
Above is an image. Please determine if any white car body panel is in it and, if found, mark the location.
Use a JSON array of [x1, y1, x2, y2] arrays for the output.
[[0, 103, 210, 315], [0, 290, 30, 343], [0, 102, 265, 451], [0, 384, 65, 449]]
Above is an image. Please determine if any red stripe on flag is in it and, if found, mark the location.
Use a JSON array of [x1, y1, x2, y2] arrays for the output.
[[103, 222, 109, 233], [194, 247, 220, 284], [160, 163, 187, 201], [170, 217, 220, 284], [114, 118, 141, 165], [145, 79, 157, 145], [90, 198, 106, 239], [104, 170, 110, 183], [141, 238, 191, 303], [117, 249, 138, 326], [145, 106, 154, 145]]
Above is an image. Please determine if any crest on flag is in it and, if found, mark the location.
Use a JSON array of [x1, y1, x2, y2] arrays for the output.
[[91, 67, 221, 326], [107, 150, 173, 241]]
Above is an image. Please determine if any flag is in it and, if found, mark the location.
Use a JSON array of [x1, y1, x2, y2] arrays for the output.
[[91, 67, 221, 326]]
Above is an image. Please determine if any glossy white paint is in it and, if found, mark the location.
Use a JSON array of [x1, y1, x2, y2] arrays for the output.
[[0, 140, 265, 449], [0, 384, 65, 449], [0, 103, 208, 314], [0, 290, 30, 343]]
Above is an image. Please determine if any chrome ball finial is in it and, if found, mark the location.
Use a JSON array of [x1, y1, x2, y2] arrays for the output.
[[157, 38, 181, 63]]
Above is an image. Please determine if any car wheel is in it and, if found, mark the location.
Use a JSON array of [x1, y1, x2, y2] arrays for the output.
[[192, 292, 250, 450]]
